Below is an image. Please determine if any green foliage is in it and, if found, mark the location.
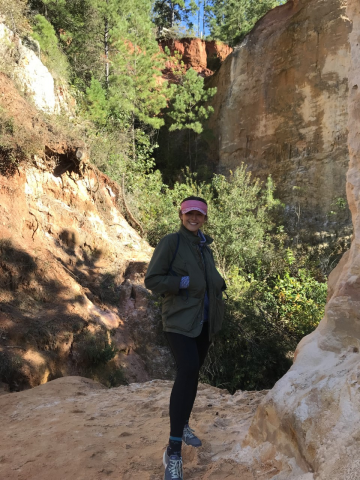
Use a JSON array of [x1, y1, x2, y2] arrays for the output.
[[110, 1, 167, 133], [157, 23, 196, 40], [85, 78, 108, 126], [29, 0, 104, 85], [203, 264, 327, 392], [274, 270, 327, 337], [26, 0, 217, 166], [125, 163, 327, 391], [106, 364, 127, 387], [152, 0, 198, 32], [74, 330, 127, 387], [329, 196, 348, 216], [167, 68, 217, 134], [0, 0, 30, 35], [206, 0, 286, 46], [31, 14, 69, 79], [206, 168, 281, 275], [334, 197, 347, 210], [0, 107, 43, 175], [202, 301, 294, 391], [125, 165, 205, 244], [77, 332, 118, 367], [0, 351, 24, 390]]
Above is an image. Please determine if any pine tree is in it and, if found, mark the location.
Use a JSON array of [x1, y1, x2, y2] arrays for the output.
[[167, 68, 216, 134], [206, 0, 286, 46], [109, 0, 167, 159], [85, 77, 108, 125], [152, 0, 198, 34], [28, 0, 104, 85]]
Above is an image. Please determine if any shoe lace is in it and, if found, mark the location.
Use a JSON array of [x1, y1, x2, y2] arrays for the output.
[[168, 457, 183, 479], [183, 424, 195, 438]]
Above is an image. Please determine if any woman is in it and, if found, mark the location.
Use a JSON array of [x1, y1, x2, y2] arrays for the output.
[[145, 196, 226, 480]]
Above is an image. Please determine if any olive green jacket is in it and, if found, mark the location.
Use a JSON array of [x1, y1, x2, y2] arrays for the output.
[[145, 225, 226, 339]]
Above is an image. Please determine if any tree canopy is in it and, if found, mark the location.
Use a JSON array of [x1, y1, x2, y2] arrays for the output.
[[205, 0, 286, 46]]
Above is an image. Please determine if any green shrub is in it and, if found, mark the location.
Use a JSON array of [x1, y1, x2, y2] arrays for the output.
[[273, 269, 327, 338], [31, 14, 69, 80], [106, 364, 128, 388], [0, 108, 42, 175], [76, 332, 118, 367], [126, 164, 328, 391], [202, 266, 327, 392], [85, 78, 109, 126], [0, 350, 24, 390], [74, 332, 127, 388]]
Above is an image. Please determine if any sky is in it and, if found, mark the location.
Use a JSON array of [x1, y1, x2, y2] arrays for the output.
[[182, 0, 210, 38]]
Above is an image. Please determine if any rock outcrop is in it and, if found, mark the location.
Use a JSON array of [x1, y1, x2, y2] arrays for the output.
[[243, 2, 360, 479], [0, 23, 74, 114], [208, 0, 351, 238], [159, 38, 233, 79]]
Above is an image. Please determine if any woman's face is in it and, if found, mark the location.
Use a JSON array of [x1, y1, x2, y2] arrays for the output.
[[180, 210, 206, 235]]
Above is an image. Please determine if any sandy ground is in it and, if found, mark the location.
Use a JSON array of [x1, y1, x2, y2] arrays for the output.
[[0, 376, 277, 480]]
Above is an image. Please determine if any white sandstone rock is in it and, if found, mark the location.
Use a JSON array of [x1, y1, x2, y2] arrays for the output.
[[245, 1, 360, 479], [0, 23, 72, 114]]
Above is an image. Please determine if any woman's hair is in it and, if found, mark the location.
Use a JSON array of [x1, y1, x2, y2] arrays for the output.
[[181, 196, 208, 205]]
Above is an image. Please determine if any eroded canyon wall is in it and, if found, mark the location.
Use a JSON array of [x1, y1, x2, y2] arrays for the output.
[[244, 1, 360, 478], [208, 0, 351, 238], [0, 69, 172, 390]]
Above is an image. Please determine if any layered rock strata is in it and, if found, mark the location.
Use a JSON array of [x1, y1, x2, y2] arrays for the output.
[[244, 2, 360, 479], [208, 0, 352, 238], [159, 38, 233, 79]]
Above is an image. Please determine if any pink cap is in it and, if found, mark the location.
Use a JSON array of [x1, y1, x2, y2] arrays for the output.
[[180, 199, 208, 216]]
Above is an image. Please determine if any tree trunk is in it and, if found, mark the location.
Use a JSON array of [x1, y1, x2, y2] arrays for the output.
[[203, 0, 206, 37], [171, 1, 175, 28], [188, 129, 192, 170], [198, 6, 200, 37], [132, 112, 136, 162], [104, 17, 109, 89]]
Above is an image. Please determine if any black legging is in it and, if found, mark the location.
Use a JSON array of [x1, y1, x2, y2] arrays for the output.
[[165, 323, 210, 438]]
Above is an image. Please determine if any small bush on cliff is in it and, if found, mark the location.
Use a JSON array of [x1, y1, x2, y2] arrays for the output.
[[0, 108, 42, 175], [31, 14, 69, 80], [73, 331, 127, 387], [76, 331, 118, 368], [0, 350, 25, 391]]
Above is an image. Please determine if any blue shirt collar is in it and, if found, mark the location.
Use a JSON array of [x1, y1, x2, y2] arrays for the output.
[[198, 230, 207, 245]]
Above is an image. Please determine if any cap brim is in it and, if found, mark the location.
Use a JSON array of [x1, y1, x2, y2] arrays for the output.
[[181, 207, 207, 216]]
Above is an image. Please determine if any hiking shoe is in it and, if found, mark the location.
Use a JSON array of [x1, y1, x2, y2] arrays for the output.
[[182, 424, 202, 447], [163, 450, 183, 480]]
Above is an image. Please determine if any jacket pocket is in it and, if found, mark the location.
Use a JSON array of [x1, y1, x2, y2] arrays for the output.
[[165, 296, 201, 333]]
